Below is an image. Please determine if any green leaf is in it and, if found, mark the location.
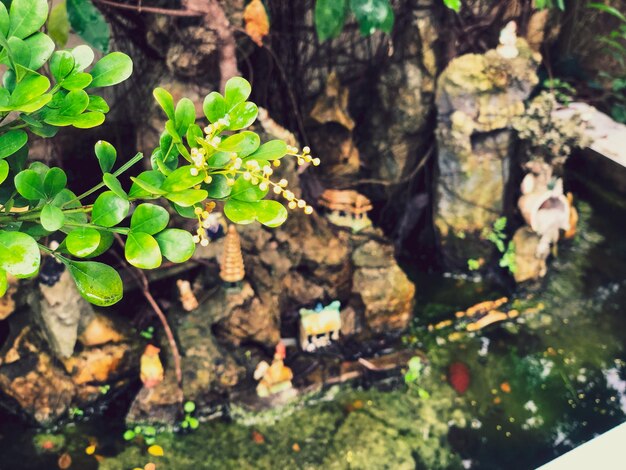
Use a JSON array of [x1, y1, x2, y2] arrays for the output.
[[206, 151, 232, 168], [186, 124, 203, 149], [165, 189, 208, 207], [588, 2, 626, 21], [130, 203, 169, 235], [153, 87, 175, 121], [86, 95, 109, 113], [248, 140, 287, 160], [155, 229, 195, 263], [83, 229, 113, 258], [223, 199, 287, 227], [48, 0, 70, 47], [228, 101, 258, 130], [88, 52, 133, 87], [91, 191, 129, 227], [256, 200, 288, 227], [15, 169, 45, 200], [224, 77, 251, 109], [94, 140, 116, 173], [442, 0, 461, 12], [218, 131, 260, 156], [350, 0, 394, 35], [174, 97, 196, 135], [43, 167, 67, 197], [203, 91, 227, 123], [50, 50, 76, 82], [125, 231, 162, 269], [66, 0, 110, 53], [24, 33, 55, 70], [128, 171, 166, 198], [67, 260, 123, 306], [103, 173, 127, 199], [11, 73, 50, 107], [62, 72, 93, 90], [231, 177, 268, 202], [72, 111, 105, 128], [184, 401, 196, 413], [71, 45, 94, 71], [161, 165, 205, 192], [0, 230, 40, 278], [8, 0, 48, 39], [0, 268, 7, 297], [315, 0, 348, 41], [0, 3, 8, 38], [52, 188, 88, 224], [223, 199, 258, 225], [0, 130, 28, 159], [41, 204, 65, 231], [0, 160, 8, 185], [206, 174, 231, 199], [66, 227, 101, 257]]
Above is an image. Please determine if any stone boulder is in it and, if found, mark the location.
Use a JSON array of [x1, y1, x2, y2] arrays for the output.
[[0, 311, 140, 425], [350, 233, 415, 333], [434, 39, 540, 268]]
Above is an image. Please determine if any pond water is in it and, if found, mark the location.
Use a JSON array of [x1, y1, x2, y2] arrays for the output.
[[1, 179, 625, 470]]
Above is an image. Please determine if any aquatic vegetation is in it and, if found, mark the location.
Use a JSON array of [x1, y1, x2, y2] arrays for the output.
[[404, 356, 431, 399], [314, 0, 394, 42], [180, 401, 200, 431]]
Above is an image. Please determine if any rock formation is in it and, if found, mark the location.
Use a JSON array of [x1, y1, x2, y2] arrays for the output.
[[434, 37, 540, 268]]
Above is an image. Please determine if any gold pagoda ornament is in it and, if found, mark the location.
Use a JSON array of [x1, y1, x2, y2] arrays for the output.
[[220, 225, 245, 285]]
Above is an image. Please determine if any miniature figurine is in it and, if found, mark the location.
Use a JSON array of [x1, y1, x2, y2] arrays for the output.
[[299, 301, 342, 352], [318, 189, 372, 232], [518, 161, 571, 258], [140, 344, 164, 388], [220, 225, 245, 286], [254, 342, 294, 397], [177, 279, 199, 312], [497, 21, 519, 59]]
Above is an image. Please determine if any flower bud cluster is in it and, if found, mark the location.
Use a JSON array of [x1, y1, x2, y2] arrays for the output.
[[192, 202, 217, 246]]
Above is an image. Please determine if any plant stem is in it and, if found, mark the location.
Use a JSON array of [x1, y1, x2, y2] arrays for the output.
[[64, 222, 129, 234], [113, 234, 184, 388], [64, 152, 144, 207]]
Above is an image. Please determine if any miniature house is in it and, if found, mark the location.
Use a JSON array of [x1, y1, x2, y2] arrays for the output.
[[299, 301, 342, 352], [318, 189, 373, 232]]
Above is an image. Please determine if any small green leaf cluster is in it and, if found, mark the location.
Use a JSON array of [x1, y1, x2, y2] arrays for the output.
[[180, 401, 199, 430], [123, 425, 158, 445], [404, 356, 430, 399], [147, 77, 318, 246], [480, 217, 517, 275], [314, 0, 394, 42]]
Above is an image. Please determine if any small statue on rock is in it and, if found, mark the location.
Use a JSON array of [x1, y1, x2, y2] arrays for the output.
[[299, 301, 342, 352], [220, 225, 245, 287], [177, 279, 199, 312], [518, 161, 572, 259], [140, 344, 164, 388], [497, 21, 519, 59], [254, 342, 294, 398]]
